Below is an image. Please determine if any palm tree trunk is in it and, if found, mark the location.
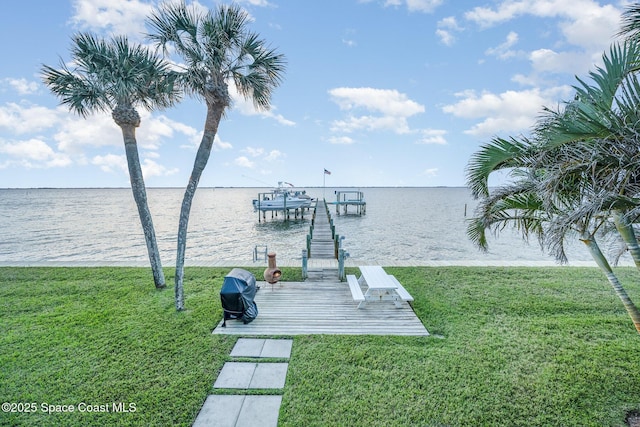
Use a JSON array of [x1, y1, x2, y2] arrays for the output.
[[174, 127, 218, 310], [121, 125, 166, 289], [580, 231, 640, 333], [613, 210, 640, 270]]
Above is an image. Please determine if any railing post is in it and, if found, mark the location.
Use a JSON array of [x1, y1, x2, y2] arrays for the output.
[[338, 248, 348, 281], [302, 249, 308, 280]]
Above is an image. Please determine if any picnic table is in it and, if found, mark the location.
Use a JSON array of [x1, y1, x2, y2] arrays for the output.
[[346, 265, 414, 309]]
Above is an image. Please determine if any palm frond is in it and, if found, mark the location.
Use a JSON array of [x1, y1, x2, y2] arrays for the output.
[[147, 2, 286, 113], [618, 4, 640, 43], [42, 32, 180, 117], [467, 180, 546, 251], [465, 136, 532, 198]]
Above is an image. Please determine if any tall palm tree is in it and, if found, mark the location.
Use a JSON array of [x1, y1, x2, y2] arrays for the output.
[[42, 33, 180, 289], [147, 2, 286, 310]]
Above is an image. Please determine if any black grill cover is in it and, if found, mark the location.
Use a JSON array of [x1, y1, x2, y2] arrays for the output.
[[220, 268, 258, 325]]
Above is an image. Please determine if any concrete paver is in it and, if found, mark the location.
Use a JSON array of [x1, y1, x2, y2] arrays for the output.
[[193, 395, 282, 427], [249, 363, 289, 389], [235, 396, 282, 427], [261, 339, 293, 358], [230, 338, 265, 357], [213, 362, 256, 389], [213, 361, 289, 390], [230, 338, 293, 358], [193, 395, 244, 427]]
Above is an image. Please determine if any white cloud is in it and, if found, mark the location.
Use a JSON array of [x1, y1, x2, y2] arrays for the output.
[[465, 0, 620, 52], [54, 111, 120, 154], [328, 136, 355, 145], [238, 0, 272, 6], [383, 0, 443, 13], [234, 156, 255, 168], [342, 38, 357, 47], [92, 154, 178, 179], [331, 115, 413, 134], [70, 0, 152, 39], [92, 153, 127, 174], [214, 135, 233, 151], [264, 150, 284, 162], [528, 48, 598, 76], [2, 78, 39, 95], [422, 168, 438, 177], [485, 31, 520, 60], [243, 147, 265, 157], [417, 129, 447, 145], [141, 158, 179, 178], [0, 102, 60, 134], [442, 86, 573, 136], [329, 87, 426, 135], [0, 138, 72, 168], [436, 16, 462, 46], [330, 87, 425, 117]]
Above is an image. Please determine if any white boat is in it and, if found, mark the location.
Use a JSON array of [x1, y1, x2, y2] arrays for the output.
[[253, 182, 313, 211]]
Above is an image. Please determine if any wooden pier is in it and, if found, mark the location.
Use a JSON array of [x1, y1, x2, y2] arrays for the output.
[[329, 190, 366, 215], [307, 200, 338, 259]]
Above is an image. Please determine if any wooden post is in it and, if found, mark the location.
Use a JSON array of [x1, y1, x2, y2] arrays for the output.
[[302, 249, 308, 280]]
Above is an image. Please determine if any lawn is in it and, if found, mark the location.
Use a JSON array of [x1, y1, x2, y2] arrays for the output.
[[1, 266, 639, 426]]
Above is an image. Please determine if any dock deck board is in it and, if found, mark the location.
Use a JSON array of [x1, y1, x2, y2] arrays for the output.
[[212, 281, 429, 336]]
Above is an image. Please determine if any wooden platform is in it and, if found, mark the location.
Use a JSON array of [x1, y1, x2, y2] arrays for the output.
[[212, 281, 429, 336]]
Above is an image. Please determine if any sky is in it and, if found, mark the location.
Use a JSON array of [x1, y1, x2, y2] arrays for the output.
[[0, 0, 632, 188]]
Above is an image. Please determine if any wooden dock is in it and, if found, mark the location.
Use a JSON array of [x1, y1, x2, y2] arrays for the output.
[[212, 281, 429, 336], [308, 200, 337, 259], [329, 190, 366, 215]]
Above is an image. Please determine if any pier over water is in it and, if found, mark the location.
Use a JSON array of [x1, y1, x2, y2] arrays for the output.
[[307, 200, 336, 259], [303, 200, 348, 281]]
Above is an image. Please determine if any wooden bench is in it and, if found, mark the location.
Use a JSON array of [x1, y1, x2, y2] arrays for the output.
[[346, 274, 365, 303], [388, 275, 414, 305]]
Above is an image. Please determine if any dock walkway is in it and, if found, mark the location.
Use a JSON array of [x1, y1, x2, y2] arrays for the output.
[[308, 200, 336, 259]]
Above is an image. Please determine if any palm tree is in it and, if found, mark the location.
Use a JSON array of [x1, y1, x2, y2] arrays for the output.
[[467, 134, 640, 333], [147, 2, 286, 310], [42, 33, 180, 289], [466, 41, 640, 332], [537, 41, 640, 269]]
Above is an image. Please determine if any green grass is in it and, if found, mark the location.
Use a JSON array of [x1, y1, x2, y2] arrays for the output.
[[1, 266, 639, 426]]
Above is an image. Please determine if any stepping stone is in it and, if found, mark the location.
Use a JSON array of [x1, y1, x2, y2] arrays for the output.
[[213, 362, 256, 389], [230, 338, 265, 358], [230, 338, 293, 358], [261, 339, 292, 358], [249, 363, 289, 389], [193, 394, 282, 427], [214, 362, 289, 389]]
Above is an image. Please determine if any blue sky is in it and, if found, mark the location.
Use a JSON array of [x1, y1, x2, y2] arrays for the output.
[[0, 0, 629, 188]]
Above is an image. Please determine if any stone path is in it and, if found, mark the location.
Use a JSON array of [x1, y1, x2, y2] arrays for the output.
[[192, 338, 293, 427]]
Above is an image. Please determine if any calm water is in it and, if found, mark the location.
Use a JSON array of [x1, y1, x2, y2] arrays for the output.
[[0, 187, 597, 264]]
